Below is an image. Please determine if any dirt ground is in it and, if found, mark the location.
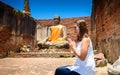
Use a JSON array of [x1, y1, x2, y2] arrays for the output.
[[0, 58, 109, 75]]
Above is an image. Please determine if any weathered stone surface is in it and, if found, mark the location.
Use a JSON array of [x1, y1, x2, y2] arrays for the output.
[[94, 53, 108, 67], [0, 2, 36, 57], [108, 56, 120, 75], [8, 52, 74, 58], [91, 0, 120, 63], [36, 25, 48, 43], [38, 42, 69, 49]]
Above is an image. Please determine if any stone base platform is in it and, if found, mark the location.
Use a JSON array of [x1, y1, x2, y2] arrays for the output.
[[8, 49, 75, 58]]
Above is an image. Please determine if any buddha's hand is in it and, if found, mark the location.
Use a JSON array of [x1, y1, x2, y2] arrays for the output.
[[45, 37, 49, 42]]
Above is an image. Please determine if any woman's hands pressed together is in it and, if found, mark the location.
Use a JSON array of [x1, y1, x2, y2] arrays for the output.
[[66, 35, 76, 51]]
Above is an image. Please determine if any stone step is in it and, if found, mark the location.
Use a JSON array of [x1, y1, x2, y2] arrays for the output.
[[8, 51, 74, 58], [8, 49, 98, 58]]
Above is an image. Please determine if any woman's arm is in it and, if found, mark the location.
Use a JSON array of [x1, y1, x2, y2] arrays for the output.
[[78, 38, 90, 61]]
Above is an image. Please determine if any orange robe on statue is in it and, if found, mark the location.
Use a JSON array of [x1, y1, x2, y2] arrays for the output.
[[48, 25, 66, 43]]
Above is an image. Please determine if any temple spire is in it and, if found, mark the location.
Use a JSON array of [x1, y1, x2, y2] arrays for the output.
[[23, 0, 31, 16]]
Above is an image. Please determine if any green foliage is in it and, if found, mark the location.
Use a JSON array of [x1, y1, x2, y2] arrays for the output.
[[59, 54, 71, 58], [12, 9, 25, 17]]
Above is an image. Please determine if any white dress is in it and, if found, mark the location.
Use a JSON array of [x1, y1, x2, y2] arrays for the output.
[[66, 39, 95, 75]]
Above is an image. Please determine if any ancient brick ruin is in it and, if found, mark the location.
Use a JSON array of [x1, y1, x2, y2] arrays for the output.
[[91, 0, 120, 63], [0, 0, 120, 64], [0, 1, 36, 57]]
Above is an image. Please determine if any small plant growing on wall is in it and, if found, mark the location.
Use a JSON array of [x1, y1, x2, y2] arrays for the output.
[[12, 9, 25, 17]]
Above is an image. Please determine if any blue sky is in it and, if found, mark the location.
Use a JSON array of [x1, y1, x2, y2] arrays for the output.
[[0, 0, 92, 19]]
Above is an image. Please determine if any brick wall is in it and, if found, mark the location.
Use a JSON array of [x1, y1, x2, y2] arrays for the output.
[[0, 1, 36, 56], [91, 0, 120, 63]]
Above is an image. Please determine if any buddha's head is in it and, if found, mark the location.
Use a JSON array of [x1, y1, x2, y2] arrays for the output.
[[53, 15, 60, 25]]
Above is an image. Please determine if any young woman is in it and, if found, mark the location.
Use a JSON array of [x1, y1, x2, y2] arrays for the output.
[[55, 20, 95, 75]]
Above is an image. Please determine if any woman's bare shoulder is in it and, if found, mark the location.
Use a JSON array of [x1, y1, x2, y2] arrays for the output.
[[82, 37, 90, 44]]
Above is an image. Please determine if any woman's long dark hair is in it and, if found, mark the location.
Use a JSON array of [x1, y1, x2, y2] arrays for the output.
[[76, 20, 88, 41]]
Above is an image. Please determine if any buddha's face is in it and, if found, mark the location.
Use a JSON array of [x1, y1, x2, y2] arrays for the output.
[[54, 18, 60, 25]]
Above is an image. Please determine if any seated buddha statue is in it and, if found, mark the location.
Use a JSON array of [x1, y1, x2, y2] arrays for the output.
[[38, 15, 68, 49], [47, 15, 66, 43]]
